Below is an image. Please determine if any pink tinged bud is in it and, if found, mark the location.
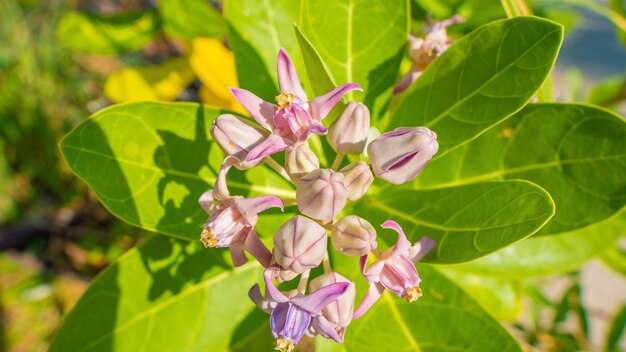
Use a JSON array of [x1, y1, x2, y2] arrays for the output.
[[339, 161, 373, 201], [272, 215, 328, 273], [284, 142, 319, 181], [331, 215, 377, 257], [210, 114, 268, 169], [309, 272, 356, 342], [296, 169, 348, 221], [367, 127, 438, 185], [327, 102, 370, 154]]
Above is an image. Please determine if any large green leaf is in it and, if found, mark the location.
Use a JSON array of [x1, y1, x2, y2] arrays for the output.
[[300, 0, 409, 119], [345, 265, 522, 351], [50, 235, 267, 352], [158, 0, 226, 40], [225, 0, 302, 101], [59, 102, 294, 240], [391, 17, 563, 159], [416, 103, 626, 235], [354, 180, 555, 263], [450, 211, 626, 278], [56, 10, 160, 55]]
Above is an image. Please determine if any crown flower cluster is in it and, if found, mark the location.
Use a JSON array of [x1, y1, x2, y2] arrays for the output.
[[199, 48, 439, 351]]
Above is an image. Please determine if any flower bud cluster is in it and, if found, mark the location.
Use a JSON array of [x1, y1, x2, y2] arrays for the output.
[[198, 48, 439, 351]]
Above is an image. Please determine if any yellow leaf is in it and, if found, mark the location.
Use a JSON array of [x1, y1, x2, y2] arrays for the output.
[[104, 57, 195, 103], [189, 38, 245, 113]]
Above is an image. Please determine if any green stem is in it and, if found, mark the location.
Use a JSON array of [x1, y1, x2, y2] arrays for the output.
[[331, 153, 345, 171], [264, 157, 295, 185]]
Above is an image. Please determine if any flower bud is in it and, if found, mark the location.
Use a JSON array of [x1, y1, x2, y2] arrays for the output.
[[327, 102, 370, 154], [309, 272, 355, 341], [331, 215, 377, 256], [339, 161, 373, 201], [211, 114, 268, 169], [273, 215, 328, 273], [367, 127, 438, 185], [284, 142, 319, 181], [296, 169, 348, 221]]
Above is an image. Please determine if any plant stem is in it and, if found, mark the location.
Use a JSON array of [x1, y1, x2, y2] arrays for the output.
[[264, 157, 295, 185], [323, 252, 332, 273], [297, 269, 310, 294], [331, 153, 345, 170]]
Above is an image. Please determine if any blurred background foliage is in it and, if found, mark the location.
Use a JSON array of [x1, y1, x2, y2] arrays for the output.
[[0, 0, 624, 351]]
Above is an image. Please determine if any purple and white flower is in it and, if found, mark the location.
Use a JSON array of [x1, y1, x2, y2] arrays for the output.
[[353, 220, 435, 319], [199, 156, 284, 267], [249, 268, 350, 351], [230, 49, 361, 162]]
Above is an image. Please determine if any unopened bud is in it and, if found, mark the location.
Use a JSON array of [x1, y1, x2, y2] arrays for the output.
[[331, 215, 377, 256], [296, 169, 348, 221], [273, 215, 327, 273], [339, 161, 373, 201], [211, 114, 268, 169], [309, 272, 355, 341], [367, 127, 438, 185], [327, 102, 370, 154], [284, 142, 319, 181]]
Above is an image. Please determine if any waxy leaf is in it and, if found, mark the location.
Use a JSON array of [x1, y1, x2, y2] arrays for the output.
[[225, 0, 303, 101], [450, 211, 626, 278], [56, 10, 160, 55], [391, 17, 563, 158], [300, 0, 409, 119], [50, 235, 265, 351], [345, 265, 522, 351], [158, 0, 226, 40], [354, 180, 555, 263], [59, 102, 294, 240], [416, 103, 626, 235]]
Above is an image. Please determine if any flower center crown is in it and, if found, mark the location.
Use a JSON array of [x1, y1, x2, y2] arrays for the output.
[[275, 92, 295, 109]]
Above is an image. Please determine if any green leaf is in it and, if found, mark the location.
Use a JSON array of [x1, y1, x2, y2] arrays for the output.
[[391, 17, 563, 159], [225, 0, 302, 101], [606, 305, 626, 352], [300, 0, 409, 119], [59, 102, 294, 240], [416, 103, 626, 235], [56, 10, 160, 55], [294, 24, 338, 101], [354, 180, 555, 263], [158, 0, 226, 40], [344, 265, 522, 351], [588, 74, 626, 108], [439, 269, 522, 321], [601, 237, 626, 276], [450, 211, 626, 278], [50, 235, 265, 351]]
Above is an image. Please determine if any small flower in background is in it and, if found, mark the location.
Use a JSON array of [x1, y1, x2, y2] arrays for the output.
[[249, 268, 350, 352], [338, 161, 374, 201], [199, 157, 283, 267], [230, 49, 362, 161], [394, 16, 463, 94], [354, 220, 435, 319], [367, 127, 439, 185]]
